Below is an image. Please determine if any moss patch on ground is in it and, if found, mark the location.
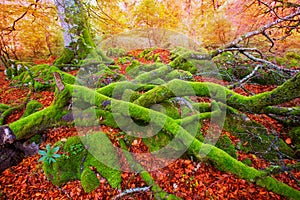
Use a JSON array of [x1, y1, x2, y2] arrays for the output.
[[43, 132, 122, 192]]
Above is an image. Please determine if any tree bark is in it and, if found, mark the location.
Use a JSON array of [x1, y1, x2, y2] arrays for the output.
[[53, 0, 112, 66]]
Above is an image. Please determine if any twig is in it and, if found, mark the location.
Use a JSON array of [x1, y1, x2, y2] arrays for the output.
[[228, 65, 262, 89], [262, 30, 275, 53], [242, 51, 299, 75], [112, 186, 151, 200]]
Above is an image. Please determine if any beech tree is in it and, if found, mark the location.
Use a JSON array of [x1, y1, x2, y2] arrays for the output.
[[53, 0, 112, 66]]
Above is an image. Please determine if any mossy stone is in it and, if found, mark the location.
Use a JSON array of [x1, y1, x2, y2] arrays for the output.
[[81, 168, 99, 193]]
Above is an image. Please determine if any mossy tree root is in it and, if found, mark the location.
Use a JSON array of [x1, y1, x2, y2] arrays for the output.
[[8, 85, 72, 139], [96, 82, 156, 98], [134, 73, 300, 113], [69, 84, 299, 198], [0, 92, 32, 125], [265, 106, 300, 116], [5, 78, 299, 198]]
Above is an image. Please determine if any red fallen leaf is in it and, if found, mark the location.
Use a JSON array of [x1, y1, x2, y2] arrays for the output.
[[249, 187, 256, 193], [285, 138, 292, 144]]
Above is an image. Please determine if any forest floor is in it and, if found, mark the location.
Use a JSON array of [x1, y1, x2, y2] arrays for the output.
[[0, 49, 299, 199]]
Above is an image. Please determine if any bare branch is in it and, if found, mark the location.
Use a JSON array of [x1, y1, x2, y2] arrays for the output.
[[228, 65, 262, 89], [242, 51, 300, 74], [112, 187, 151, 200], [219, 8, 300, 51], [259, 0, 299, 21], [3, 0, 40, 35]]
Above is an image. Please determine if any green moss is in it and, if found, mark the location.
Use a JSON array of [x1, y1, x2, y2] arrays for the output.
[[215, 135, 237, 158], [213, 52, 235, 63], [108, 65, 120, 70], [7, 84, 72, 139], [224, 114, 294, 160], [106, 47, 126, 57], [43, 133, 121, 192], [54, 48, 75, 66], [37, 83, 300, 197], [127, 63, 165, 77], [192, 102, 211, 113], [122, 89, 142, 102], [288, 127, 300, 156], [95, 49, 114, 63], [117, 56, 132, 64], [96, 82, 155, 98], [241, 158, 252, 166], [274, 52, 300, 69], [21, 100, 43, 118], [125, 60, 140, 73], [165, 70, 193, 81], [82, 133, 122, 189], [169, 47, 212, 74], [43, 137, 83, 186], [0, 103, 9, 113], [9, 105, 62, 139], [255, 176, 300, 199], [289, 127, 300, 145], [170, 57, 197, 74], [149, 78, 166, 85], [10, 64, 76, 91], [4, 61, 33, 80], [143, 131, 173, 152], [134, 65, 171, 84], [213, 53, 289, 85], [285, 51, 300, 60], [95, 109, 118, 128], [53, 84, 72, 109], [29, 134, 42, 144], [81, 168, 99, 193]]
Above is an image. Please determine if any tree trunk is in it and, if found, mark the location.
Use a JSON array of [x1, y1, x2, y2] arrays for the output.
[[53, 0, 112, 66]]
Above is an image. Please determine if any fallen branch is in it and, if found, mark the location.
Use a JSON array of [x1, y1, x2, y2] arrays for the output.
[[134, 73, 300, 113], [242, 51, 300, 75], [228, 65, 262, 89], [112, 186, 151, 200]]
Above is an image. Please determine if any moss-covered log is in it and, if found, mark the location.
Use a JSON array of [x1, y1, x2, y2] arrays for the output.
[[0, 92, 31, 125], [2, 64, 299, 197], [8, 85, 72, 139], [134, 73, 300, 113], [66, 84, 299, 198], [265, 106, 300, 116]]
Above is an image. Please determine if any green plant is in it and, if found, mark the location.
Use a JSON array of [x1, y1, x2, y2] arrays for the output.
[[38, 144, 61, 164], [70, 143, 85, 155]]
